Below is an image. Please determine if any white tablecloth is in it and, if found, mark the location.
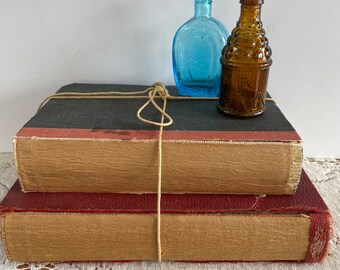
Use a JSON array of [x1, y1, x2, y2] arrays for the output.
[[0, 153, 339, 270]]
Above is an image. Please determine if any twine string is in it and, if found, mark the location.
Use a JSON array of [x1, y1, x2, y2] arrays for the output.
[[37, 82, 277, 262], [265, 98, 277, 106], [137, 82, 168, 261], [157, 95, 166, 262]]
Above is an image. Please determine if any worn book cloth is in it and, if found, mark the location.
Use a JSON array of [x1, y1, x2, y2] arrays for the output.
[[0, 170, 332, 263], [14, 83, 302, 194]]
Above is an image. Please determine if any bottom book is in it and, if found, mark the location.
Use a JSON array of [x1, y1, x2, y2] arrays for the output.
[[0, 170, 332, 263]]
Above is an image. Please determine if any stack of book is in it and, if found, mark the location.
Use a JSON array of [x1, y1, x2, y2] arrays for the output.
[[0, 84, 332, 263]]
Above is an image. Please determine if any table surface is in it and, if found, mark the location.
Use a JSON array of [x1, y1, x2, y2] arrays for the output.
[[0, 153, 339, 270]]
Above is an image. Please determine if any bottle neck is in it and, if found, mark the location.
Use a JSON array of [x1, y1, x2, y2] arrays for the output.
[[239, 4, 261, 22], [194, 0, 212, 18]]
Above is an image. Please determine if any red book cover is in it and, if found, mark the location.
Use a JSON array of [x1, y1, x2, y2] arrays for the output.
[[0, 170, 332, 263]]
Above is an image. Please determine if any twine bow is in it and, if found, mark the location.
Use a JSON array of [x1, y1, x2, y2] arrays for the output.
[[137, 82, 173, 127]]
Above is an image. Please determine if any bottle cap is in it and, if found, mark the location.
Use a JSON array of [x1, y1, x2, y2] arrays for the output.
[[240, 0, 264, 4]]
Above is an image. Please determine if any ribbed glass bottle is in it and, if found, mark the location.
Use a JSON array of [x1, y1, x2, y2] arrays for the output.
[[172, 0, 229, 97], [219, 0, 272, 117]]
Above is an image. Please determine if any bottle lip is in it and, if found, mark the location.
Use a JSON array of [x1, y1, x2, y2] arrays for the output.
[[195, 0, 212, 4], [240, 0, 264, 4]]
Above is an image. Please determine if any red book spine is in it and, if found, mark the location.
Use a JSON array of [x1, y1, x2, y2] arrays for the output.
[[306, 213, 333, 263]]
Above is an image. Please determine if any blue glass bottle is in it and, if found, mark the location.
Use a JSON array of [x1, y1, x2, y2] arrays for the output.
[[172, 0, 229, 97]]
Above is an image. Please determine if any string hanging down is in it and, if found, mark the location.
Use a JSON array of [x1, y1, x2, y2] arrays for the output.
[[137, 82, 170, 261], [37, 82, 277, 262]]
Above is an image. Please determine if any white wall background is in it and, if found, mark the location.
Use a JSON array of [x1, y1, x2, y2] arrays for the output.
[[0, 0, 339, 156]]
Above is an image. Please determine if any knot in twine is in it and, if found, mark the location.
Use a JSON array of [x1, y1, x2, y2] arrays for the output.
[[137, 82, 173, 128]]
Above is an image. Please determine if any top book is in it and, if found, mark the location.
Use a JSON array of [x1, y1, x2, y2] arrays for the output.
[[14, 84, 302, 194]]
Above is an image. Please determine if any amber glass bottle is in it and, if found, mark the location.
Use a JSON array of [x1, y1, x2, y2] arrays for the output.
[[219, 0, 272, 117]]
